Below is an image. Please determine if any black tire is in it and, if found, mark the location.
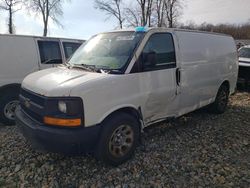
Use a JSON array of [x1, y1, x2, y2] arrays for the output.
[[209, 84, 229, 114], [0, 93, 19, 125], [95, 112, 140, 166]]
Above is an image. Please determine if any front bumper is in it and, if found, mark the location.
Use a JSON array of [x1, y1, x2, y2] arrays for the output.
[[15, 107, 101, 154]]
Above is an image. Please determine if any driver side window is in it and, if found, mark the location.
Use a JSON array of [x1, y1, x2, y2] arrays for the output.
[[38, 40, 62, 64], [141, 33, 176, 71]]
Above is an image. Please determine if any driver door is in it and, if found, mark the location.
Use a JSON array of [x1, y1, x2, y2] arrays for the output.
[[135, 33, 178, 124], [36, 39, 63, 70]]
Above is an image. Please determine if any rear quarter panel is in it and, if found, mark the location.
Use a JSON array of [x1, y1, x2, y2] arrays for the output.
[[175, 31, 238, 112]]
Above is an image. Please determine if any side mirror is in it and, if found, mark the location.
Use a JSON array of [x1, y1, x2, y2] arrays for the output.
[[142, 51, 157, 70]]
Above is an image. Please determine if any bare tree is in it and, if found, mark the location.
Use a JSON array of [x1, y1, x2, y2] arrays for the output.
[[154, 0, 167, 27], [179, 22, 250, 39], [136, 0, 153, 26], [95, 0, 124, 29], [164, 0, 182, 28], [95, 0, 184, 28], [124, 7, 140, 27], [124, 0, 154, 27], [28, 0, 69, 36], [0, 0, 22, 34]]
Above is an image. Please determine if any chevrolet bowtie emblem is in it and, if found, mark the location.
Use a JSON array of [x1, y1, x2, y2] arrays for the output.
[[24, 98, 31, 108]]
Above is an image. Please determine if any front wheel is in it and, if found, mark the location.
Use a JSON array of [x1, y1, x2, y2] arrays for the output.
[[209, 84, 229, 114], [95, 112, 140, 166], [0, 93, 19, 125]]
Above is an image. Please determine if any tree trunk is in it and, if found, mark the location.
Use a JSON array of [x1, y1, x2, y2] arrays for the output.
[[169, 9, 173, 28], [119, 19, 123, 29], [43, 0, 49, 36], [141, 1, 146, 26], [43, 22, 48, 36], [9, 5, 13, 34], [116, 0, 123, 29]]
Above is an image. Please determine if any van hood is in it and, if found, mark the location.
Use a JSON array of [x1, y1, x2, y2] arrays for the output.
[[22, 66, 107, 96], [239, 57, 250, 67]]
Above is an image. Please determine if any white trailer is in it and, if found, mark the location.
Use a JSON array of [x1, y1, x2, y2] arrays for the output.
[[16, 28, 238, 165], [0, 34, 84, 125]]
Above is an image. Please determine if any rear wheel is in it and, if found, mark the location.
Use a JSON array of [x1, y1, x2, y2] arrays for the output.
[[95, 112, 140, 166], [0, 93, 19, 125], [209, 84, 229, 114]]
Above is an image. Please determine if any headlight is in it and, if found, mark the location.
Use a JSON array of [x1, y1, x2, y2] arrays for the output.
[[44, 97, 84, 127], [58, 101, 67, 113]]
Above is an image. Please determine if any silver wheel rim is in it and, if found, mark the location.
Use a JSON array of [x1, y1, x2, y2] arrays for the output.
[[109, 124, 134, 158], [4, 100, 19, 120]]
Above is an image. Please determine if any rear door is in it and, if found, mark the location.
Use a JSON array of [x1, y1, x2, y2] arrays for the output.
[[135, 33, 178, 123]]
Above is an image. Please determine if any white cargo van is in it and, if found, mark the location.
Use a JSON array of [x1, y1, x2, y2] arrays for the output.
[[16, 28, 238, 165], [0, 34, 84, 125]]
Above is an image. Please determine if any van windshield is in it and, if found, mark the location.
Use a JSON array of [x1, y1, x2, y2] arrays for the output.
[[68, 32, 144, 72], [239, 47, 250, 58]]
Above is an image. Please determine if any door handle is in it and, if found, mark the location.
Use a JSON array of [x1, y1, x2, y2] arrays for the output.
[[176, 68, 181, 86]]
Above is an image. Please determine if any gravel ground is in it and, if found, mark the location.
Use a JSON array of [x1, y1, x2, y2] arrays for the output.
[[0, 92, 250, 188]]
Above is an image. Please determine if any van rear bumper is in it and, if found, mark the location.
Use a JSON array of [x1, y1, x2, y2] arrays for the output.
[[15, 107, 101, 154]]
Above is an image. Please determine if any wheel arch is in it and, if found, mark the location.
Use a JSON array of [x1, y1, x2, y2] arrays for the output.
[[213, 80, 230, 100], [99, 105, 144, 131], [220, 80, 230, 93], [0, 83, 21, 99]]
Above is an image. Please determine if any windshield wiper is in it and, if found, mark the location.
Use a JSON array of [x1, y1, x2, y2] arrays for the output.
[[43, 58, 62, 64], [80, 64, 98, 72], [69, 64, 96, 72], [109, 69, 123, 74], [78, 64, 112, 74], [70, 64, 106, 73], [69, 64, 121, 74]]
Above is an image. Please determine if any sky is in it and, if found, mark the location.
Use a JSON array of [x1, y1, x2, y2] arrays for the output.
[[0, 0, 249, 40]]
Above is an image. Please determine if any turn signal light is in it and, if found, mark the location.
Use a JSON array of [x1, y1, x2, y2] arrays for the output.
[[44, 116, 81, 127]]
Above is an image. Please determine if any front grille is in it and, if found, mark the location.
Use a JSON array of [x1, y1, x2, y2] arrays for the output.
[[19, 88, 46, 123], [21, 105, 44, 122], [20, 89, 45, 106]]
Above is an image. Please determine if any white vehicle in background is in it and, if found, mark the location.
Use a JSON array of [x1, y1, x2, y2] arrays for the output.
[[238, 45, 250, 83], [0, 34, 84, 125], [16, 27, 238, 165]]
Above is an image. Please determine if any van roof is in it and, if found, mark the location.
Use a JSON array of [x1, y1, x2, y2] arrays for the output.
[[0, 33, 85, 42], [105, 27, 232, 37]]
